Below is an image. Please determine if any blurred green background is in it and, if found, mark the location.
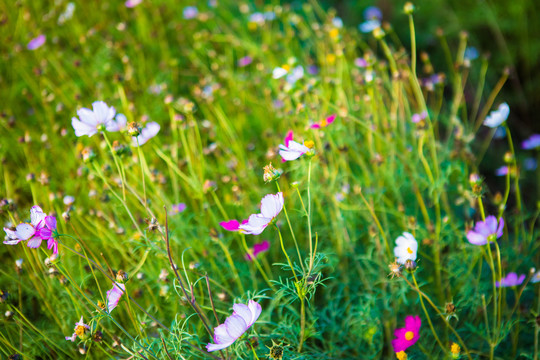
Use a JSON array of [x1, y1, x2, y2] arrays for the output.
[[309, 0, 540, 135]]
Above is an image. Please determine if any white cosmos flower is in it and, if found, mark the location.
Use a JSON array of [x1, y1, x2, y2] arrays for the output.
[[132, 122, 160, 147], [279, 140, 310, 161], [71, 101, 119, 137], [272, 67, 288, 79], [483, 103, 509, 128], [393, 232, 418, 265], [239, 193, 283, 235]]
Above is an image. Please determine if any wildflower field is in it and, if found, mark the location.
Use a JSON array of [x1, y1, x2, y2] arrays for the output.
[[1, 1, 540, 359]]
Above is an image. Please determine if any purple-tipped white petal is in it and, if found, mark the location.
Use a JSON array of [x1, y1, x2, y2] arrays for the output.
[[107, 113, 127, 132], [72, 117, 98, 137], [3, 228, 21, 245], [232, 304, 252, 325], [206, 340, 235, 352], [247, 300, 262, 327], [238, 214, 271, 235], [106, 283, 125, 313], [224, 314, 248, 339], [26, 236, 42, 248]]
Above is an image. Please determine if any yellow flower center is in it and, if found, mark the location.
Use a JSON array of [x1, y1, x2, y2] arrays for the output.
[[75, 325, 86, 337], [396, 351, 408, 360], [320, 119, 328, 127], [407, 247, 413, 254], [405, 331, 414, 341], [329, 28, 339, 39], [451, 342, 461, 354], [304, 140, 315, 149], [282, 64, 291, 72]]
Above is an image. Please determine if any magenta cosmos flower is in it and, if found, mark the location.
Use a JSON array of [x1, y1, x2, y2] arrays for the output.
[[310, 114, 337, 129], [496, 272, 526, 288], [220, 219, 248, 232], [466, 215, 504, 246], [278, 131, 311, 162], [65, 316, 90, 342], [71, 101, 124, 137], [238, 193, 284, 235], [245, 240, 270, 261], [207, 300, 262, 352], [392, 315, 421, 352], [27, 35, 46, 50], [3, 206, 58, 254]]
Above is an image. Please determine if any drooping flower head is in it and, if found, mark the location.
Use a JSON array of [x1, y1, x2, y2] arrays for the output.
[[245, 240, 270, 261], [27, 35, 46, 50], [239, 193, 283, 235], [206, 300, 262, 352], [65, 316, 91, 342], [495, 272, 526, 288], [483, 103, 509, 128], [392, 315, 421, 352], [106, 282, 125, 313], [393, 232, 418, 265], [466, 215, 504, 246], [132, 122, 160, 146], [71, 101, 122, 137]]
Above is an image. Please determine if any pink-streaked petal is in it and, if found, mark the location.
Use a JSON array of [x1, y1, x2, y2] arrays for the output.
[[48, 238, 58, 255], [45, 216, 57, 230], [16, 223, 35, 240], [220, 220, 240, 231], [284, 130, 294, 147], [239, 214, 271, 235], [206, 340, 235, 352], [27, 237, 42, 248], [310, 123, 321, 129], [247, 300, 262, 327], [224, 314, 248, 339], [232, 304, 252, 325], [65, 334, 76, 342], [213, 323, 235, 345], [484, 216, 498, 233], [106, 283, 125, 313], [251, 240, 270, 259]]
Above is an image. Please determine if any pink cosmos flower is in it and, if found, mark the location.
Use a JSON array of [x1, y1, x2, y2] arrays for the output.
[[3, 206, 58, 254], [522, 134, 540, 150], [238, 56, 253, 67], [392, 315, 421, 352], [245, 240, 270, 260], [310, 114, 337, 129], [279, 140, 310, 161], [132, 122, 160, 146], [65, 316, 90, 342], [125, 0, 142, 7], [106, 282, 125, 313], [496, 272, 526, 288], [171, 203, 187, 214], [466, 215, 504, 246], [411, 111, 428, 124], [220, 219, 248, 232], [71, 101, 120, 137], [27, 35, 46, 50], [239, 193, 283, 235], [206, 300, 262, 352]]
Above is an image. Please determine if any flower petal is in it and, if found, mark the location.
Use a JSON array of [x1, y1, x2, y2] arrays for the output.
[[16, 223, 36, 241], [30, 206, 46, 227], [224, 314, 248, 339]]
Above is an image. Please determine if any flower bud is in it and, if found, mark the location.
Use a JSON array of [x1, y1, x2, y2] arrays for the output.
[[127, 122, 141, 137], [82, 148, 96, 163], [404, 2, 415, 14], [450, 342, 461, 358], [405, 259, 417, 272], [373, 27, 385, 39], [263, 163, 282, 183], [116, 270, 128, 283], [503, 151, 514, 164]]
